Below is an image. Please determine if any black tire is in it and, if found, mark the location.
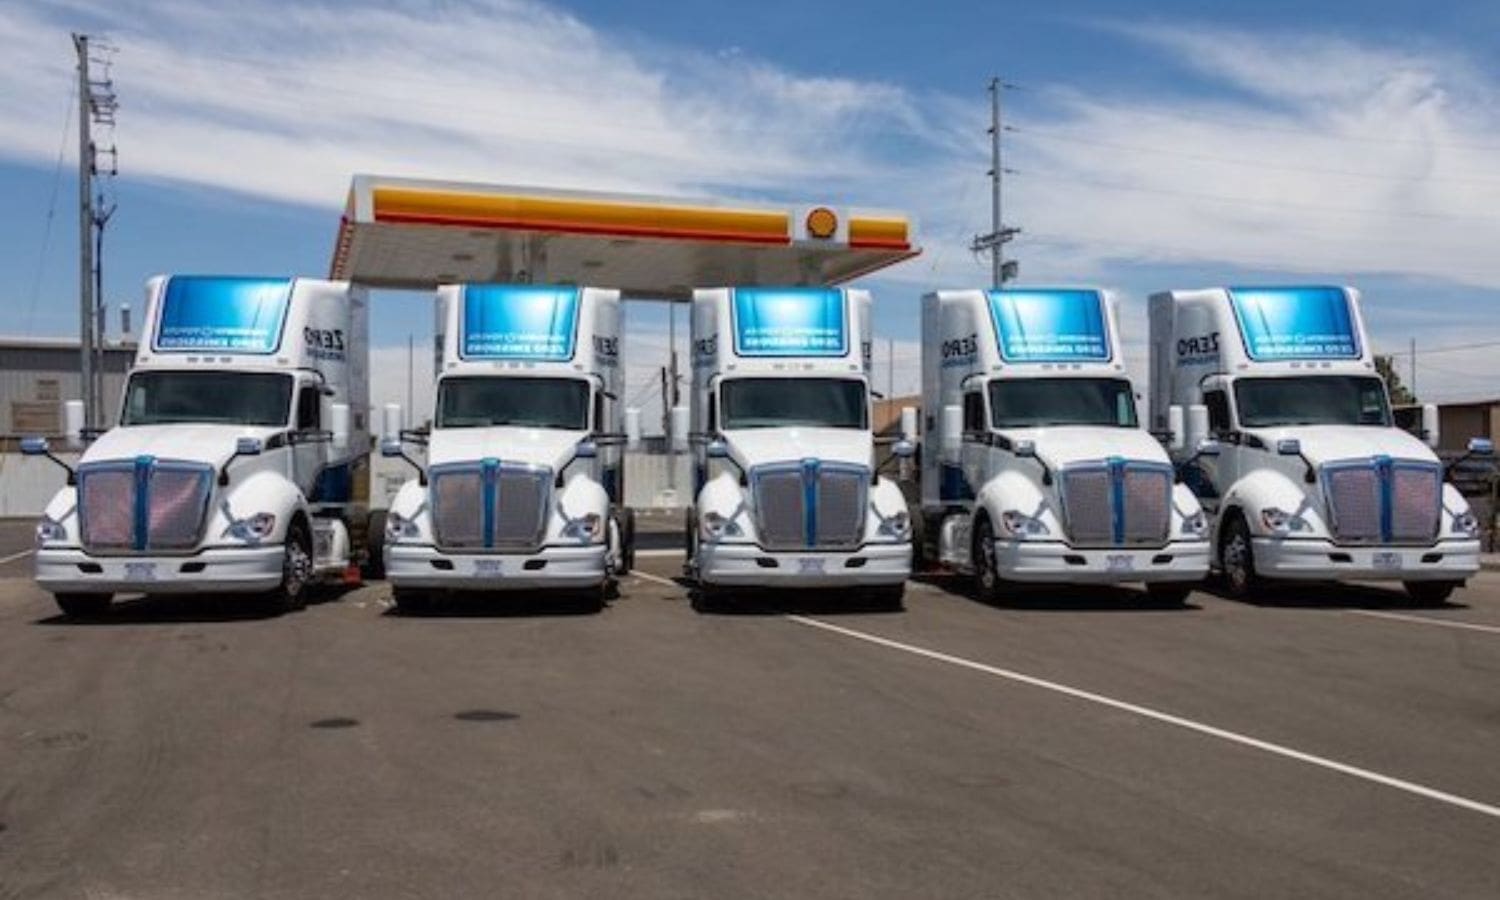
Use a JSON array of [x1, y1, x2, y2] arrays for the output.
[[1405, 581, 1458, 607], [391, 587, 430, 615], [1145, 583, 1194, 607], [691, 583, 729, 614], [972, 516, 1005, 604], [615, 507, 636, 575], [54, 593, 111, 618], [684, 506, 699, 579], [1218, 514, 1261, 600], [363, 510, 387, 580], [908, 504, 927, 573], [265, 520, 312, 613]]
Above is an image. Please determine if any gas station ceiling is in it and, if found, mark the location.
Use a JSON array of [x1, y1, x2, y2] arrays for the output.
[[329, 176, 920, 296]]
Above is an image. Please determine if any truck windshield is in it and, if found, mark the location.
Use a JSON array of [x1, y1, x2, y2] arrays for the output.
[[122, 371, 292, 427], [437, 376, 590, 430], [720, 378, 867, 430], [988, 378, 1138, 428], [1234, 376, 1391, 428]]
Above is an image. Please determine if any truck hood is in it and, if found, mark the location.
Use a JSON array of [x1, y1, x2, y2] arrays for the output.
[[723, 427, 873, 469], [427, 427, 588, 471], [1004, 426, 1172, 469], [1245, 425, 1437, 467], [81, 424, 282, 468]]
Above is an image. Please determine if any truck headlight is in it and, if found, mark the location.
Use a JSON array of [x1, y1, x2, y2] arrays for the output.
[[563, 512, 604, 542], [1260, 507, 1310, 533], [1000, 510, 1050, 538], [700, 510, 742, 539], [1452, 510, 1480, 538], [35, 516, 67, 546], [1180, 510, 1208, 538], [385, 511, 420, 542], [227, 512, 277, 543], [878, 510, 912, 540]]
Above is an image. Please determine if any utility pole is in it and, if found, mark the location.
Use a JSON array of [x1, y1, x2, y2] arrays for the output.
[[73, 33, 118, 430], [406, 334, 414, 425], [1409, 337, 1416, 398], [971, 77, 1020, 289]]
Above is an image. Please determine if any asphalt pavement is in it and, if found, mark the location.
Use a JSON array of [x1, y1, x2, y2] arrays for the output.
[[1, 523, 1499, 898]]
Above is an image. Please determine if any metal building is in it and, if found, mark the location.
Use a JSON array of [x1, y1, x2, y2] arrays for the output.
[[0, 338, 136, 439]]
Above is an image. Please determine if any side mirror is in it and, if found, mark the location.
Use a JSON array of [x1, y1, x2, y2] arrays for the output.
[[1276, 438, 1302, 456], [1195, 439, 1222, 457], [63, 399, 85, 450], [235, 437, 264, 456], [899, 407, 918, 443], [706, 439, 730, 460], [382, 403, 403, 442], [940, 404, 962, 463], [329, 402, 350, 452], [20, 437, 49, 456], [574, 440, 599, 460], [892, 439, 915, 460], [624, 407, 642, 452], [1469, 437, 1495, 456], [1167, 405, 1185, 452], [1422, 404, 1440, 449], [1184, 404, 1209, 453], [670, 406, 689, 454], [380, 438, 404, 458], [1013, 439, 1037, 458]]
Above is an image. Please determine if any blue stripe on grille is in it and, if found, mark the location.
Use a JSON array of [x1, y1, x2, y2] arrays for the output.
[[132, 455, 154, 551], [481, 457, 499, 549], [1108, 456, 1126, 546], [802, 458, 820, 549], [1376, 455, 1393, 544]]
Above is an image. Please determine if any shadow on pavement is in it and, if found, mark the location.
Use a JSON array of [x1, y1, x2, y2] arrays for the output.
[[1204, 580, 1470, 611], [381, 591, 607, 619], [915, 573, 1202, 613], [33, 594, 287, 625], [689, 586, 907, 617]]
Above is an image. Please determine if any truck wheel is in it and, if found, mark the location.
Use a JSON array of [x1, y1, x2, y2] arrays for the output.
[[615, 507, 636, 575], [1405, 581, 1458, 607], [684, 506, 698, 579], [868, 583, 906, 612], [363, 510, 388, 580], [1219, 515, 1261, 600], [1145, 583, 1193, 607], [265, 520, 312, 613], [391, 587, 429, 614], [54, 593, 111, 618], [691, 583, 728, 614], [908, 504, 927, 572], [972, 517, 1006, 604]]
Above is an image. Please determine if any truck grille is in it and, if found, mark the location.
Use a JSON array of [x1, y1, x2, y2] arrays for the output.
[[1059, 460, 1173, 548], [429, 460, 551, 551], [1323, 458, 1441, 545], [751, 460, 868, 551], [77, 458, 213, 553]]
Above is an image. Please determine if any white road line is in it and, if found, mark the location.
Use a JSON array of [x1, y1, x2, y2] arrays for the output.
[[0, 549, 34, 566], [635, 548, 685, 559], [787, 614, 1500, 821], [1348, 609, 1500, 635], [631, 571, 677, 588]]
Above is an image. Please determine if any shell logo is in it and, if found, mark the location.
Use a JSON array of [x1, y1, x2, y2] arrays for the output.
[[805, 207, 838, 240]]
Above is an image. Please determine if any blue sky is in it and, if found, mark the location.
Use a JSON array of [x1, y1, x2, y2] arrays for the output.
[[3, 0, 1499, 409]]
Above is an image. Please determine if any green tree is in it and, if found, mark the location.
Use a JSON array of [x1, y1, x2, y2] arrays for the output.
[[1375, 354, 1416, 405]]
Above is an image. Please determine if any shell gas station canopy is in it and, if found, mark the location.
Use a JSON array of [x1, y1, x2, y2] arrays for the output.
[[329, 175, 919, 296]]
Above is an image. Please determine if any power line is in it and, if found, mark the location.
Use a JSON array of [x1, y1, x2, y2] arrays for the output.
[[26, 80, 76, 335], [1383, 339, 1500, 356]]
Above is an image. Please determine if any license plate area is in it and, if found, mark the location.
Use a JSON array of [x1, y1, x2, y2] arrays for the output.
[[797, 557, 827, 575], [1372, 551, 1402, 571], [1105, 554, 1135, 573], [473, 559, 505, 577], [123, 561, 158, 582]]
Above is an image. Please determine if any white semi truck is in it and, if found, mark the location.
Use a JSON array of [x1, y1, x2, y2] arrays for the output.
[[917, 288, 1211, 603], [25, 275, 372, 616], [1148, 285, 1488, 603], [685, 286, 913, 607], [380, 284, 634, 611]]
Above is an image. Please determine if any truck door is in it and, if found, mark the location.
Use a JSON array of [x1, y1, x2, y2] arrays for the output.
[[1195, 387, 1236, 510], [291, 383, 325, 499], [961, 388, 989, 497]]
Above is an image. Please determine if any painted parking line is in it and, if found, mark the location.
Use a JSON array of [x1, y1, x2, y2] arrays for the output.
[[635, 548, 685, 559], [0, 549, 34, 566], [787, 614, 1500, 821], [631, 571, 678, 587], [1348, 609, 1500, 636]]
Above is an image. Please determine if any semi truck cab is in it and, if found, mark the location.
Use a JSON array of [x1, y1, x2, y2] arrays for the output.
[[1149, 286, 1488, 604], [686, 287, 913, 606], [380, 284, 634, 610], [918, 288, 1211, 603], [26, 275, 372, 616]]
